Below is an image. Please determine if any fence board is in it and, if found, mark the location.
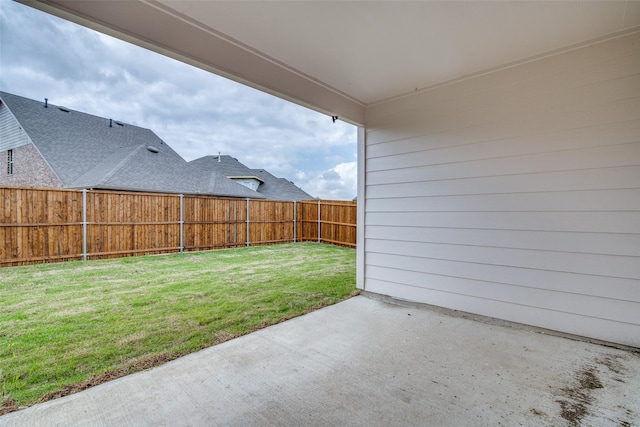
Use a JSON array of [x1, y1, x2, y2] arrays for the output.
[[0, 187, 83, 265], [0, 187, 357, 266], [296, 200, 357, 247]]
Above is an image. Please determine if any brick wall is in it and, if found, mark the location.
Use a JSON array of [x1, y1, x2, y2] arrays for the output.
[[0, 144, 63, 188]]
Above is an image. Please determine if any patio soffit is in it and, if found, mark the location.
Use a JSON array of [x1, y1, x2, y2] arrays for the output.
[[20, 0, 640, 126]]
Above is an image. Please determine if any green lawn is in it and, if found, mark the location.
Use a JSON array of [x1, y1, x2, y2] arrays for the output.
[[0, 243, 357, 414]]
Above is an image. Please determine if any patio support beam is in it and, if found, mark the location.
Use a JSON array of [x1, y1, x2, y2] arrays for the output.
[[356, 127, 366, 290]]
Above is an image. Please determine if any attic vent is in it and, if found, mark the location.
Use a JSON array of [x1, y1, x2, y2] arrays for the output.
[[147, 146, 159, 153], [114, 121, 124, 126], [58, 106, 70, 112]]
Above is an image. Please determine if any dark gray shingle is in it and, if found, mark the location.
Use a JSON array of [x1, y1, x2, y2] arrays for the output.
[[190, 155, 313, 200]]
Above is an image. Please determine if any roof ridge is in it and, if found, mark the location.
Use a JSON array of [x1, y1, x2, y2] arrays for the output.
[[99, 144, 147, 184], [0, 91, 150, 132], [69, 144, 146, 187]]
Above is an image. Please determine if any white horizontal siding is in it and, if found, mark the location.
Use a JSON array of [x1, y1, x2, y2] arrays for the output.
[[367, 226, 640, 257], [367, 189, 640, 212], [366, 239, 639, 280], [0, 100, 29, 152], [367, 119, 640, 161], [363, 31, 640, 347], [367, 140, 640, 176], [366, 211, 639, 233], [366, 253, 639, 302], [367, 167, 640, 198], [365, 267, 638, 323]]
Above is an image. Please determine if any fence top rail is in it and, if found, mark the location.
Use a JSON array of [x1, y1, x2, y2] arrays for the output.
[[89, 190, 267, 200], [243, 201, 296, 206], [182, 194, 271, 202], [0, 185, 83, 193], [298, 200, 357, 207]]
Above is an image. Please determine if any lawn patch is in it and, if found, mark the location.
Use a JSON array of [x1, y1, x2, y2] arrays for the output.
[[0, 243, 356, 414]]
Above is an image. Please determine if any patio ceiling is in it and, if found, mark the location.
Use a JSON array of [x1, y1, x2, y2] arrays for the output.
[[22, 0, 640, 125]]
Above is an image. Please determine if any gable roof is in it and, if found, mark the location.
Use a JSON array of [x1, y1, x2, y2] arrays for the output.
[[189, 155, 313, 200], [0, 91, 265, 198], [0, 91, 182, 184]]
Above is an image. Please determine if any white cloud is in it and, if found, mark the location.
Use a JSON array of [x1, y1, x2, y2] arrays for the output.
[[303, 162, 357, 200], [322, 170, 341, 180]]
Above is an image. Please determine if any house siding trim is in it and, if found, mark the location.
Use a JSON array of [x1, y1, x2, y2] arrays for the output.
[[356, 126, 366, 289], [0, 100, 30, 152]]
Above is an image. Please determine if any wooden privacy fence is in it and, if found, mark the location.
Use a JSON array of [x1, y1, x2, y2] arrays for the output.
[[297, 199, 358, 246], [0, 187, 357, 266]]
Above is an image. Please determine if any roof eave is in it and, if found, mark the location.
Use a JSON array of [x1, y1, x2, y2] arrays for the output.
[[228, 175, 265, 183], [20, 0, 365, 126]]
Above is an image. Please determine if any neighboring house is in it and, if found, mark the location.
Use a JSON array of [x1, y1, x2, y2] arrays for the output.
[[189, 155, 312, 201], [0, 91, 310, 200], [21, 2, 640, 347]]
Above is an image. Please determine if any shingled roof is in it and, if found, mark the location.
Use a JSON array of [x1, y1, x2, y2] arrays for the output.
[[0, 91, 265, 198], [250, 168, 314, 201], [189, 155, 313, 200]]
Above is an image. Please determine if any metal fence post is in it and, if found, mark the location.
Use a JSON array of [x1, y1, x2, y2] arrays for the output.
[[82, 189, 87, 261], [179, 194, 184, 253], [234, 201, 238, 246], [246, 198, 250, 247], [317, 199, 321, 243], [293, 200, 297, 243]]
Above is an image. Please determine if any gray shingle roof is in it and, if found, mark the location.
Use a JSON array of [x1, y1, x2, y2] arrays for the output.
[[189, 155, 256, 177], [189, 155, 313, 200], [0, 91, 265, 198], [0, 91, 183, 184], [250, 168, 314, 201]]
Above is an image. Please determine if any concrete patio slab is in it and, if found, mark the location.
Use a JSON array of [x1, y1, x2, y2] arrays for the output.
[[1, 295, 638, 426]]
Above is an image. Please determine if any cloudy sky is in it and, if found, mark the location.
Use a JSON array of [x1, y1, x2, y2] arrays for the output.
[[0, 0, 357, 199]]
